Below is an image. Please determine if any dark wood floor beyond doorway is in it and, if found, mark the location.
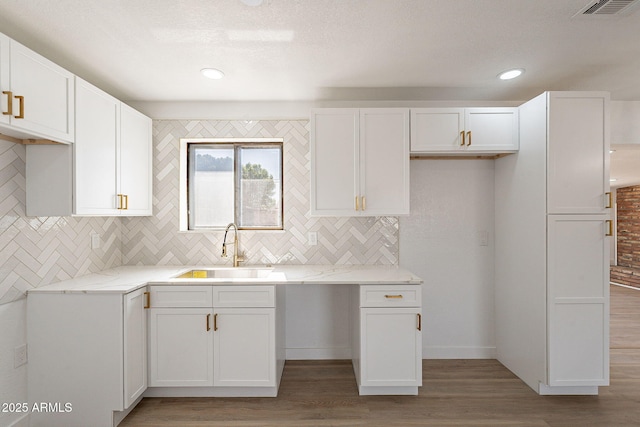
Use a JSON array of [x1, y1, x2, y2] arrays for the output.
[[120, 284, 640, 427]]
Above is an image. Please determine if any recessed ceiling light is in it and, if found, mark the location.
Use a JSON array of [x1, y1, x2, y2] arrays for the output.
[[201, 68, 225, 79], [610, 178, 617, 182], [498, 68, 525, 80], [610, 149, 616, 154]]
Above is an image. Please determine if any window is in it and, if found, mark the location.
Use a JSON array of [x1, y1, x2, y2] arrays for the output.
[[180, 138, 283, 230]]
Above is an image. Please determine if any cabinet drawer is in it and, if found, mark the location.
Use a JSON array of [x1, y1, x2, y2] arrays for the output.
[[212, 286, 275, 308], [149, 286, 212, 308], [360, 285, 421, 307]]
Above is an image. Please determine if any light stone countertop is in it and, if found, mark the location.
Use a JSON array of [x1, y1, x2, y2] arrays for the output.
[[27, 265, 423, 294]]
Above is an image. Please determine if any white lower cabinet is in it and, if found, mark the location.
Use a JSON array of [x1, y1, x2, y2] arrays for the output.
[[213, 307, 276, 387], [146, 284, 284, 397], [547, 215, 609, 387], [27, 288, 148, 427], [352, 285, 422, 395], [124, 288, 148, 408], [148, 308, 214, 387]]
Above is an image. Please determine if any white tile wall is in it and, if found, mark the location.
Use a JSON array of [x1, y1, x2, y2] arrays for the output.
[[0, 140, 122, 305], [122, 120, 399, 266]]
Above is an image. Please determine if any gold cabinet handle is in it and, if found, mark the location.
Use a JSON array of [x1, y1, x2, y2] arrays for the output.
[[2, 91, 12, 116], [460, 130, 465, 146], [14, 95, 24, 119], [213, 313, 218, 331], [355, 196, 359, 211], [466, 131, 471, 146], [385, 294, 403, 299], [417, 313, 422, 331], [144, 291, 150, 309], [362, 196, 366, 211], [605, 192, 612, 209], [606, 220, 613, 237], [123, 194, 129, 210], [117, 194, 123, 210], [206, 313, 211, 331]]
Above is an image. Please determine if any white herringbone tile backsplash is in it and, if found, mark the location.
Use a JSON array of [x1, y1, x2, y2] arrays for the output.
[[0, 140, 122, 305], [122, 120, 399, 266]]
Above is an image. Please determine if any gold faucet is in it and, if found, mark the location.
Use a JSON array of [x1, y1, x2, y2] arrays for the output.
[[221, 223, 244, 267]]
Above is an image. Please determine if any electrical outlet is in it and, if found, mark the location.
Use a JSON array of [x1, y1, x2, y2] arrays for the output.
[[308, 231, 318, 246], [91, 233, 101, 249], [14, 344, 27, 368]]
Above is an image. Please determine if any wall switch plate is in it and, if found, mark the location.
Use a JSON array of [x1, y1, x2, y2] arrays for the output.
[[14, 344, 27, 368], [91, 233, 101, 249], [478, 230, 489, 246], [308, 231, 318, 246]]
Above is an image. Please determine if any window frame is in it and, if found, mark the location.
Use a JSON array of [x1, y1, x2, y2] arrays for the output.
[[179, 138, 284, 231]]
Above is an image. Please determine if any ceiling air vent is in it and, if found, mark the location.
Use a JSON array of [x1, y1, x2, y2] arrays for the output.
[[578, 0, 640, 15]]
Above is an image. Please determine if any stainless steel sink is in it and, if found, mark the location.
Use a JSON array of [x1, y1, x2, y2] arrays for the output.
[[175, 268, 273, 279]]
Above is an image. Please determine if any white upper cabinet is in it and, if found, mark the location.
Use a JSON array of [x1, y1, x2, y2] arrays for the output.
[[74, 77, 120, 214], [0, 33, 74, 143], [120, 103, 153, 215], [0, 34, 9, 127], [311, 108, 410, 216], [26, 77, 153, 216], [410, 107, 518, 155], [547, 92, 609, 214], [75, 78, 152, 216]]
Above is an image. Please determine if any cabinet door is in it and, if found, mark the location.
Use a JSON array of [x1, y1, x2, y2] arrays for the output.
[[0, 33, 9, 126], [74, 77, 120, 214], [213, 308, 275, 387], [123, 288, 147, 408], [547, 92, 609, 214], [360, 307, 422, 387], [8, 39, 74, 143], [410, 108, 464, 152], [547, 215, 609, 387], [310, 108, 359, 216], [464, 108, 519, 152], [360, 109, 410, 215], [148, 308, 214, 387], [120, 104, 153, 215]]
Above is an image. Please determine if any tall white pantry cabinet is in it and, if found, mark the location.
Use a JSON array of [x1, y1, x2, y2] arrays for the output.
[[495, 92, 610, 395]]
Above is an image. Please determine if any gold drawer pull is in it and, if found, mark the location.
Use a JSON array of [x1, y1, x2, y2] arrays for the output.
[[2, 91, 12, 116], [355, 196, 359, 211], [605, 192, 612, 209], [362, 196, 366, 211], [143, 291, 150, 309], [466, 131, 471, 146], [460, 130, 465, 146], [206, 313, 211, 331], [417, 313, 422, 331], [606, 220, 613, 237], [15, 95, 24, 119], [213, 313, 218, 331], [384, 294, 403, 299], [123, 194, 129, 210]]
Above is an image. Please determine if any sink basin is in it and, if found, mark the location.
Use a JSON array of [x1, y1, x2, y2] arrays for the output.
[[175, 268, 274, 279]]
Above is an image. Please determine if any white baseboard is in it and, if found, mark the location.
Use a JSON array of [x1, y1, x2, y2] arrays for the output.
[[285, 347, 352, 360], [423, 346, 497, 359], [538, 383, 599, 395]]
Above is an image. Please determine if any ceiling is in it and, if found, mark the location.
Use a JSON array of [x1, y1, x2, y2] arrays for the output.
[[1, 0, 640, 103]]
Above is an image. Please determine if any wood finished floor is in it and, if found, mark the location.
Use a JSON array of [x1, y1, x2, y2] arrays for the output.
[[120, 285, 640, 427]]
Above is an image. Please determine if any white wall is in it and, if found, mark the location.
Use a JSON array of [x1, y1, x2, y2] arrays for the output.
[[399, 159, 496, 358]]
